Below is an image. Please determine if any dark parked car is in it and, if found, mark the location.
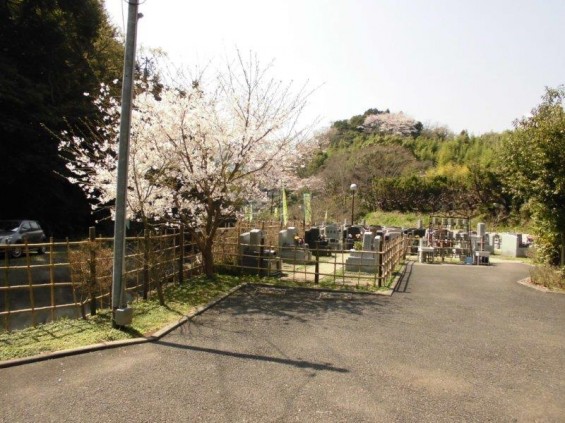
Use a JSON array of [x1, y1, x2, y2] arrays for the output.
[[0, 219, 47, 258]]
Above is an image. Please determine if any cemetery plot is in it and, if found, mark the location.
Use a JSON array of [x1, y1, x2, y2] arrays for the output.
[[215, 222, 409, 288]]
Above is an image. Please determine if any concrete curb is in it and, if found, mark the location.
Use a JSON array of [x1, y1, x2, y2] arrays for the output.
[[0, 283, 246, 369], [517, 277, 565, 294]]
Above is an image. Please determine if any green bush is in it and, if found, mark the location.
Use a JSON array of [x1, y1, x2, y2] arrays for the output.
[[529, 265, 565, 290]]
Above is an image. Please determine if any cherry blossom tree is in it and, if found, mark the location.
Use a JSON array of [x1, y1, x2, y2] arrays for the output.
[[159, 53, 314, 276], [363, 111, 421, 137], [58, 80, 173, 226], [59, 52, 314, 277]]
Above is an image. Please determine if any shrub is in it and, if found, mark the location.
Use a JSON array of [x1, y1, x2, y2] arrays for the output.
[[68, 241, 114, 317], [529, 265, 565, 291]]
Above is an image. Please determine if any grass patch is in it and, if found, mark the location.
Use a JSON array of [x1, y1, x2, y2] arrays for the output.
[[364, 211, 425, 228], [489, 254, 533, 265], [0, 274, 244, 361]]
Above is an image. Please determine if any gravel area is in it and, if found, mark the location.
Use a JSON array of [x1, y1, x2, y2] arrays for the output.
[[2, 261, 564, 422]]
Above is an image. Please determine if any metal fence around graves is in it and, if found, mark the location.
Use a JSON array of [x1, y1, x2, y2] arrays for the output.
[[213, 226, 410, 289], [0, 227, 202, 331]]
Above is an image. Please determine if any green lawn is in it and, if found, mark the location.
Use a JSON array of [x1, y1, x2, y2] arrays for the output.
[[0, 275, 244, 361]]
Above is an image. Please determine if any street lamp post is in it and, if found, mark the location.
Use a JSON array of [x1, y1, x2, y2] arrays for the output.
[[350, 183, 357, 225]]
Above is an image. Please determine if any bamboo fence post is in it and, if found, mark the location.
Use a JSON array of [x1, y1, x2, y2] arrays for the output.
[[143, 229, 149, 300], [155, 230, 165, 304], [178, 224, 184, 285], [25, 240, 36, 326], [88, 227, 97, 316], [342, 249, 346, 287], [67, 238, 81, 319], [333, 250, 337, 286], [2, 244, 10, 331], [49, 236, 55, 322], [236, 226, 242, 276], [379, 240, 385, 288], [188, 231, 195, 279]]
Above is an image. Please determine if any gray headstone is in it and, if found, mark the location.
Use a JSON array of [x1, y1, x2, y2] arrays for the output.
[[250, 229, 262, 247], [287, 227, 297, 241], [374, 235, 382, 252], [362, 232, 373, 251], [279, 229, 288, 247], [240, 232, 250, 245]]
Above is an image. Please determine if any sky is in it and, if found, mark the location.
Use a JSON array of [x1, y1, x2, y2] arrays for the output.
[[104, 0, 565, 136]]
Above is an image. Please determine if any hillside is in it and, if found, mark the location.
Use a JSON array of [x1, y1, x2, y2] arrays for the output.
[[299, 108, 514, 227]]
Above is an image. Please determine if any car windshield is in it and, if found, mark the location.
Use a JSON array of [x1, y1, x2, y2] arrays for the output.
[[0, 221, 21, 232]]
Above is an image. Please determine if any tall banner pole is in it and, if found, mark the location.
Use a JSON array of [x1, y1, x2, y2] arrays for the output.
[[303, 192, 311, 226], [282, 184, 288, 226]]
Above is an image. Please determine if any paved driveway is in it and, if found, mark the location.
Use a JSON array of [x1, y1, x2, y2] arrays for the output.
[[2, 261, 564, 422]]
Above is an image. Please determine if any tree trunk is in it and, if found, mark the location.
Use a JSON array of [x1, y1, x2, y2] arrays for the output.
[[202, 240, 215, 278]]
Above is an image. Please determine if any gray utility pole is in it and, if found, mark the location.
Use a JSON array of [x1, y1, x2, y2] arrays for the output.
[[112, 0, 141, 327]]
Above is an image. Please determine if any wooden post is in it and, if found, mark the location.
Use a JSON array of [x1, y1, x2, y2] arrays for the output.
[[178, 224, 184, 285], [155, 230, 165, 305], [88, 227, 97, 316], [236, 227, 242, 276], [2, 243, 10, 331], [49, 237, 55, 321], [377, 238, 383, 288], [314, 244, 320, 284], [67, 238, 82, 319], [143, 229, 149, 300], [25, 241, 36, 326]]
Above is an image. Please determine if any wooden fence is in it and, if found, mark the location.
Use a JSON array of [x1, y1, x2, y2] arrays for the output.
[[213, 222, 409, 289], [1, 220, 410, 332], [0, 227, 201, 331]]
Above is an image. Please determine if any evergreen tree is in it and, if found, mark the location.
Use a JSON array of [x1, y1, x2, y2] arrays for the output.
[[0, 0, 123, 236]]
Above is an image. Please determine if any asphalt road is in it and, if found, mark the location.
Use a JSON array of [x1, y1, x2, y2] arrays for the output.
[[2, 261, 564, 422]]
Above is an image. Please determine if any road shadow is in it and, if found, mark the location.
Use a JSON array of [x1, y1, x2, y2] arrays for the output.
[[154, 339, 349, 373], [394, 260, 414, 293], [202, 284, 394, 324]]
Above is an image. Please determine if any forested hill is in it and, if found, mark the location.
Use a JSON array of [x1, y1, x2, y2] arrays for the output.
[[301, 108, 513, 224]]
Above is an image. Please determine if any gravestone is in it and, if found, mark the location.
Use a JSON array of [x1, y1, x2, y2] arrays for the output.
[[320, 224, 342, 250], [304, 227, 331, 256], [418, 237, 435, 263], [278, 227, 313, 264], [239, 229, 281, 276], [345, 232, 382, 272], [497, 233, 530, 257]]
